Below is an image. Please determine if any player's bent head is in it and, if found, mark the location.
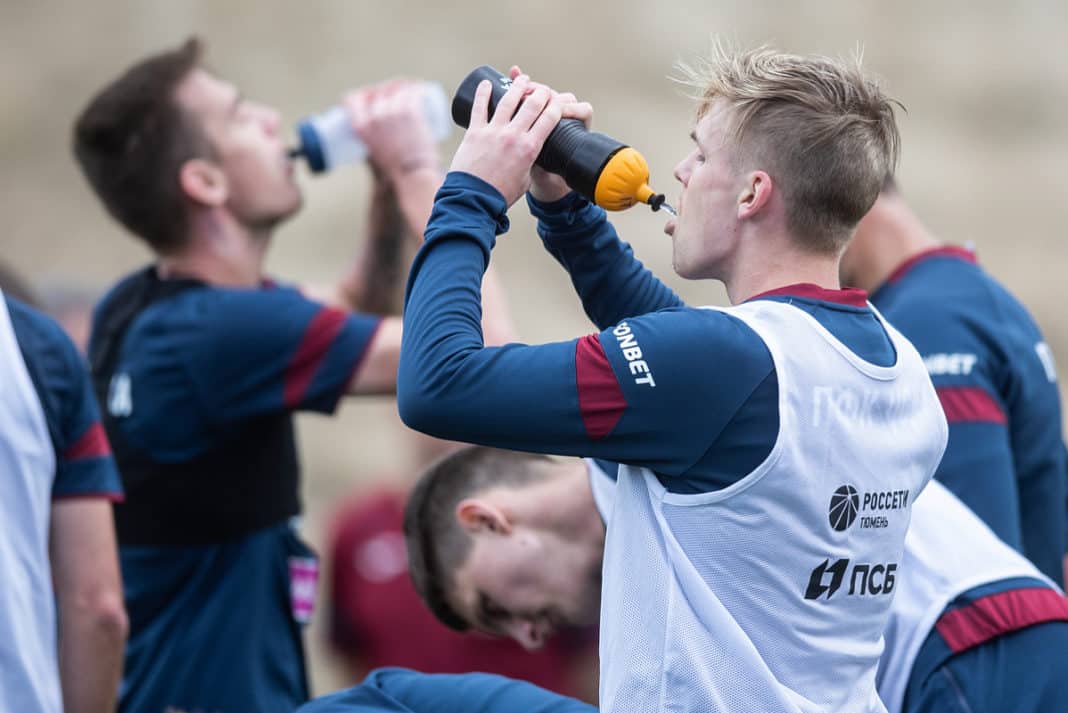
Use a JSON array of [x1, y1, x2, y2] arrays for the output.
[[403, 447, 554, 632], [73, 38, 209, 255], [677, 42, 901, 255]]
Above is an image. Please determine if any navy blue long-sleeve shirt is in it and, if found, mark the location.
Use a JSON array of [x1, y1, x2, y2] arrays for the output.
[[399, 173, 898, 494], [297, 668, 594, 713]]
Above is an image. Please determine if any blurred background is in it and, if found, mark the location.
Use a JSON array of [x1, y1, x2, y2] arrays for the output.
[[3, 0, 1067, 697]]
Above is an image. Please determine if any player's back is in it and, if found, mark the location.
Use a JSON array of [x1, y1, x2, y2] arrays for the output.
[[871, 247, 1066, 583], [598, 300, 947, 713]]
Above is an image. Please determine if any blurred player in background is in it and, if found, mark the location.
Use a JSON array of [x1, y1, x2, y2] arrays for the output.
[[398, 47, 947, 711], [71, 37, 502, 713], [841, 179, 1067, 585], [0, 280, 127, 713], [406, 446, 1068, 713], [326, 164, 596, 701], [297, 668, 595, 713], [35, 282, 100, 354]]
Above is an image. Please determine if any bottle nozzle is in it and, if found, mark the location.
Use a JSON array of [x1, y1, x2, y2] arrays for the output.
[[645, 193, 676, 216]]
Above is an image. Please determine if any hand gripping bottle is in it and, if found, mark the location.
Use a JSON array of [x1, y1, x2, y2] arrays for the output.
[[451, 65, 668, 212], [291, 82, 452, 173]]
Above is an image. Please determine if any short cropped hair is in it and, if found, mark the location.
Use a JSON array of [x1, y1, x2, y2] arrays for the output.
[[72, 38, 210, 254], [403, 447, 554, 630], [677, 42, 902, 253]]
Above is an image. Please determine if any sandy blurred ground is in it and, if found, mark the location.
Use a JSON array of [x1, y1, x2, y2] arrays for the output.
[[3, 0, 1067, 697]]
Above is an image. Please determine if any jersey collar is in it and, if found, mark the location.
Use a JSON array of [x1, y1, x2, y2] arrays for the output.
[[747, 283, 870, 308], [885, 245, 977, 285]]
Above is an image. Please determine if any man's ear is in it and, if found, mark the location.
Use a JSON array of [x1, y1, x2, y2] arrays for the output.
[[179, 158, 228, 207], [738, 170, 773, 220], [456, 499, 513, 535]]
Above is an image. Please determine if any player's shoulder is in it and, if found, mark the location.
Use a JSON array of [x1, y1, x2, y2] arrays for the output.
[[600, 306, 773, 395], [5, 295, 83, 380], [7, 294, 66, 346], [887, 255, 1041, 345], [619, 305, 768, 355], [126, 280, 316, 358], [156, 279, 305, 320], [968, 267, 1045, 334], [882, 250, 1005, 313]]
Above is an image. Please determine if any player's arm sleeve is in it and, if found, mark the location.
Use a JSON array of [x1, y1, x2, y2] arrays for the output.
[[902, 300, 1065, 582], [400, 173, 769, 472], [1001, 336, 1068, 582], [185, 287, 383, 424], [365, 668, 598, 713], [7, 298, 124, 501], [527, 191, 684, 329], [52, 360, 124, 500]]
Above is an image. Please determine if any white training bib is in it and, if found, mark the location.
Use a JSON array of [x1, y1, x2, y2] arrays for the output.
[[876, 479, 1056, 713], [597, 300, 947, 712]]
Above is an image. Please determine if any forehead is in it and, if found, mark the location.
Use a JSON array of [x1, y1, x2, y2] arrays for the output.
[[174, 68, 237, 121], [693, 99, 733, 147]]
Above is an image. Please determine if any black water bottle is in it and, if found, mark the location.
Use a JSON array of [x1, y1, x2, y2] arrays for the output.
[[451, 65, 664, 212]]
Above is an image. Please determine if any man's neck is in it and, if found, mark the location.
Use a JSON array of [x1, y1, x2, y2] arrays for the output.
[[157, 210, 272, 288], [854, 197, 941, 293], [724, 240, 843, 305], [499, 461, 606, 552]]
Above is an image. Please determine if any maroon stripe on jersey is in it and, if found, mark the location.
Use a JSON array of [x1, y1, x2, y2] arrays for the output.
[[575, 334, 626, 439], [748, 283, 869, 307], [63, 422, 112, 461], [285, 307, 348, 408], [937, 386, 1007, 424], [886, 245, 977, 284], [935, 587, 1068, 654]]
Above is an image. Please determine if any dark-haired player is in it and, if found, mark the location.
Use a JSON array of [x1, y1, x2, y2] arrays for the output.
[[73, 37, 486, 712]]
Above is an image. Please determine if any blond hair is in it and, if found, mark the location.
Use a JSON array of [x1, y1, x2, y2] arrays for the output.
[[677, 42, 902, 253]]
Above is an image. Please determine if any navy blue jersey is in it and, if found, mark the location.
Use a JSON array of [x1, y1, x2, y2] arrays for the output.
[[7, 295, 122, 500], [92, 273, 381, 461], [399, 173, 897, 493], [871, 247, 1067, 583], [297, 668, 596, 713], [88, 270, 381, 713], [7, 292, 122, 499], [2, 296, 121, 713]]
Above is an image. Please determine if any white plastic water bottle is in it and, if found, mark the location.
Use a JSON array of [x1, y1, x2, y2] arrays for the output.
[[293, 82, 452, 173]]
